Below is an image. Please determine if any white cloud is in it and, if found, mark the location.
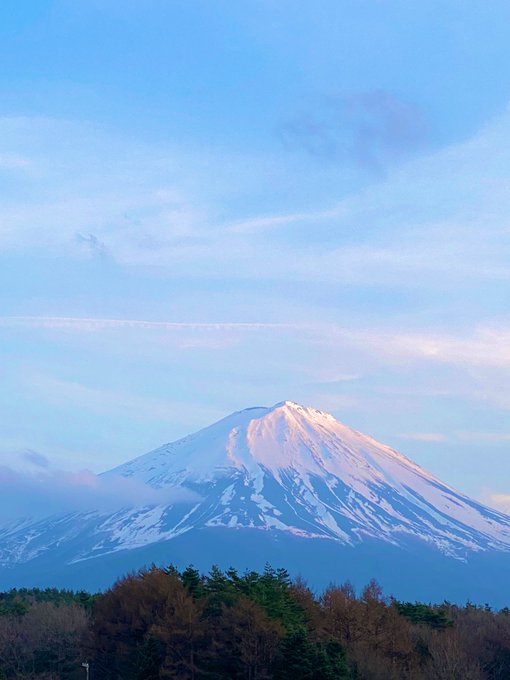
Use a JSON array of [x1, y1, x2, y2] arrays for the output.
[[397, 432, 447, 442], [1, 110, 510, 292], [225, 206, 344, 234], [0, 116, 209, 256], [0, 460, 200, 522], [323, 325, 510, 370], [4, 316, 510, 370]]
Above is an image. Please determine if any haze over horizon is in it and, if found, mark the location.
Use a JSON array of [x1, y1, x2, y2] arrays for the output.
[[1, 1, 510, 517]]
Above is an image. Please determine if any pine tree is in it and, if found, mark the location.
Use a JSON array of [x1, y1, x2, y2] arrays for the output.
[[204, 566, 237, 617], [322, 639, 350, 679], [181, 565, 205, 599], [272, 628, 315, 680], [133, 635, 162, 680], [273, 629, 350, 680]]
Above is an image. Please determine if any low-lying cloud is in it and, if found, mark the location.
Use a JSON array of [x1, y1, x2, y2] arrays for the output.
[[0, 455, 200, 523]]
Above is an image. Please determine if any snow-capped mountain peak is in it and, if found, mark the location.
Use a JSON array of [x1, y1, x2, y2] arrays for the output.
[[2, 401, 510, 581], [99, 401, 510, 556], [106, 399, 433, 494]]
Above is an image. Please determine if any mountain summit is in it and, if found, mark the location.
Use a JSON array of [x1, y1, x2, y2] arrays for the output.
[[104, 399, 510, 556], [2, 401, 510, 598]]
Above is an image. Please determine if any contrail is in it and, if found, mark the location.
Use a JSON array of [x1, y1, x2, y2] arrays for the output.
[[0, 316, 295, 332]]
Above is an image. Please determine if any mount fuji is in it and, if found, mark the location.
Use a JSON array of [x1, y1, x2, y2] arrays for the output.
[[2, 401, 510, 603]]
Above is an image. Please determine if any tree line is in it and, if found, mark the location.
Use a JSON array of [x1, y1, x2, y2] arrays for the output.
[[1, 564, 510, 679]]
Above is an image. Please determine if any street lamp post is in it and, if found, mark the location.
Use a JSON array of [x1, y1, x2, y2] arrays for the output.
[[81, 661, 90, 680]]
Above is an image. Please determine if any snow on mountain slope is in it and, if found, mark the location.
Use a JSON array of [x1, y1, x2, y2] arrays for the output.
[[2, 401, 510, 570]]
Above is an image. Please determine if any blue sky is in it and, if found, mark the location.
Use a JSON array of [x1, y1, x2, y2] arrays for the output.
[[1, 1, 510, 513]]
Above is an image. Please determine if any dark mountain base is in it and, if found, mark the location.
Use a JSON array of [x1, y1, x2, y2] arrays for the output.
[[2, 528, 510, 606]]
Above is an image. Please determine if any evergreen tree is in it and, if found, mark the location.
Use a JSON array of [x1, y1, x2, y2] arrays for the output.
[[203, 566, 237, 617], [273, 628, 314, 680], [322, 640, 350, 680], [133, 635, 162, 680], [396, 601, 452, 629], [181, 565, 205, 599], [273, 629, 350, 680]]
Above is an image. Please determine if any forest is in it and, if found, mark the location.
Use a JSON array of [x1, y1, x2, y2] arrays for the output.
[[1, 564, 510, 680]]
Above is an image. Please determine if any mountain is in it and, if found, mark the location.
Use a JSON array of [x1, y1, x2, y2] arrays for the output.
[[2, 401, 510, 603]]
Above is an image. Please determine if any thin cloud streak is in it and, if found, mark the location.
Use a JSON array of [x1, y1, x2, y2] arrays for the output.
[[397, 432, 447, 443], [0, 316, 293, 332], [330, 326, 510, 369], [3, 318, 510, 371], [2, 113, 510, 293], [224, 206, 344, 234]]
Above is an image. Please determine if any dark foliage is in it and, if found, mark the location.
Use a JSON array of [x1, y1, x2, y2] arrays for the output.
[[1, 565, 510, 679], [0, 587, 96, 615], [395, 601, 453, 629], [273, 629, 350, 679]]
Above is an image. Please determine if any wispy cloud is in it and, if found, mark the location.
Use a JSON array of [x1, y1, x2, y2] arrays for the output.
[[481, 492, 510, 514], [279, 89, 429, 170], [3, 317, 510, 372], [0, 116, 209, 257], [0, 316, 291, 332], [225, 206, 343, 234], [330, 325, 510, 370], [1, 112, 510, 294], [397, 432, 447, 443]]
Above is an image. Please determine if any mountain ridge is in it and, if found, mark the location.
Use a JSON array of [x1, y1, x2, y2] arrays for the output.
[[1, 400, 510, 599], [101, 399, 510, 556]]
